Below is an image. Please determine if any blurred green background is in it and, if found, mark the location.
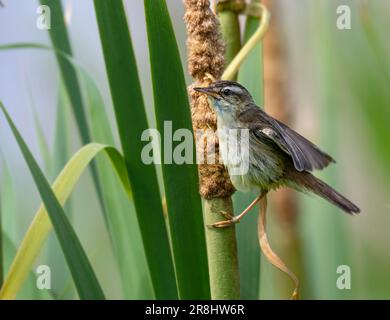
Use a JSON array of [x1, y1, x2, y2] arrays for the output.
[[0, 0, 389, 299]]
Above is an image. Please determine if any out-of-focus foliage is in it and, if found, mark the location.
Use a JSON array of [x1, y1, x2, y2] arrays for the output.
[[0, 0, 389, 300]]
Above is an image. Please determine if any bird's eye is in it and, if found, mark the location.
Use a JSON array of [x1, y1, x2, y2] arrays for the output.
[[222, 88, 232, 96]]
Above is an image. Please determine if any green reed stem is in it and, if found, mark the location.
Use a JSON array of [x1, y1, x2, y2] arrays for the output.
[[202, 3, 243, 299], [204, 198, 240, 299]]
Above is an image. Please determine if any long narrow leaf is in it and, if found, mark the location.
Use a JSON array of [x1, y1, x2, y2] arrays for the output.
[[52, 81, 72, 178], [31, 110, 52, 175], [84, 75, 153, 299], [39, 0, 90, 144], [0, 155, 17, 253], [93, 0, 178, 299], [0, 42, 153, 298], [39, 0, 107, 232], [2, 232, 53, 300], [0, 141, 131, 300], [144, 0, 210, 299], [44, 81, 73, 299], [0, 103, 105, 300]]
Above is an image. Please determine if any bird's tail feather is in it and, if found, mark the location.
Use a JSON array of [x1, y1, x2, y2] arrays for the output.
[[287, 171, 360, 215]]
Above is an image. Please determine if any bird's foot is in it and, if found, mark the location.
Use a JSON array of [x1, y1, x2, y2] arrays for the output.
[[207, 211, 239, 228]]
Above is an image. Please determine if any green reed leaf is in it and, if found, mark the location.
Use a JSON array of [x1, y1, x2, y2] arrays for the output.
[[0, 102, 105, 300], [144, 0, 210, 299], [93, 0, 178, 299]]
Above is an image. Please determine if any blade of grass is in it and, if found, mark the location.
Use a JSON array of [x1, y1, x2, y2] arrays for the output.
[[39, 0, 90, 144], [26, 77, 73, 298], [0, 155, 15, 233], [0, 102, 105, 300], [31, 110, 52, 175], [93, 0, 178, 299], [24, 69, 53, 172], [144, 0, 210, 299], [1, 157, 44, 299], [39, 0, 107, 230], [0, 141, 131, 300], [44, 81, 74, 299], [52, 81, 72, 178], [84, 74, 153, 299], [2, 232, 53, 300], [0, 43, 154, 298], [1, 157, 51, 300]]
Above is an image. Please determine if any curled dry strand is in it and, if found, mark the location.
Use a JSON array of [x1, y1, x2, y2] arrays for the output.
[[258, 196, 300, 299]]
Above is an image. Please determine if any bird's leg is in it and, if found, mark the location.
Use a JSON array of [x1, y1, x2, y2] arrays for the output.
[[208, 192, 266, 228]]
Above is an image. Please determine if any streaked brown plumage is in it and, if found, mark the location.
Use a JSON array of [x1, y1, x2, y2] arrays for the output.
[[194, 80, 360, 226]]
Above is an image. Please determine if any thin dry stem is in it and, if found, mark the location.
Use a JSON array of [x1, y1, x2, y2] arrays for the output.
[[222, 3, 270, 80], [258, 195, 300, 300]]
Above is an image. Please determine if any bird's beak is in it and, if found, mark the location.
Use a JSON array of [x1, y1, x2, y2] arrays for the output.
[[193, 86, 220, 99]]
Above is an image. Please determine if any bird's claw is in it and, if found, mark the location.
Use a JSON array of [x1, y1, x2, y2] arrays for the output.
[[219, 210, 233, 220], [207, 211, 239, 228]]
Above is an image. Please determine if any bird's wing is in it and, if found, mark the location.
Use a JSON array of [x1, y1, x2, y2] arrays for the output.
[[249, 110, 335, 172]]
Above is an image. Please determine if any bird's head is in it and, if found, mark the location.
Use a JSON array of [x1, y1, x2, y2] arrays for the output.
[[194, 81, 254, 117]]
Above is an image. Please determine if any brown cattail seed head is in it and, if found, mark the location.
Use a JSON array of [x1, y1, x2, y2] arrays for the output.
[[184, 0, 235, 199]]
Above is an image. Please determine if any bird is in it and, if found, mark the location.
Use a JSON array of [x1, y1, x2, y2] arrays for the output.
[[194, 80, 360, 228]]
